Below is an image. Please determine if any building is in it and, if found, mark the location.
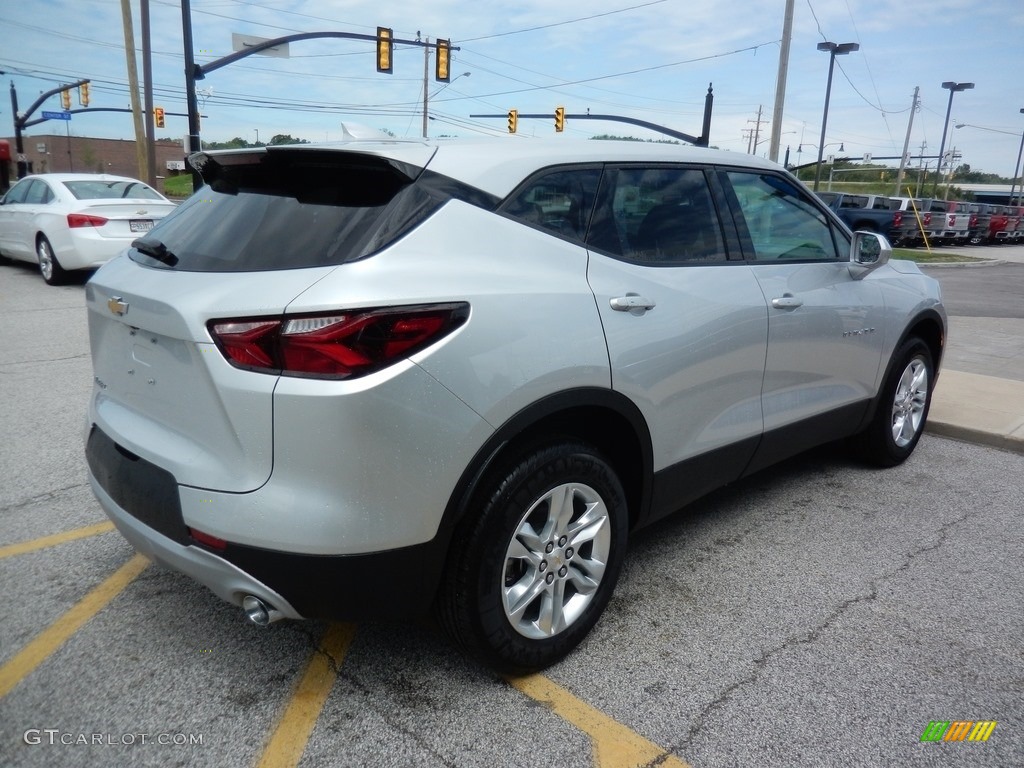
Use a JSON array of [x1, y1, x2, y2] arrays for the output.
[[1, 135, 188, 193]]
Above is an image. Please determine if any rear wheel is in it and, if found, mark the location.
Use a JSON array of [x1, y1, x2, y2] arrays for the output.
[[37, 236, 67, 286], [853, 337, 933, 467], [439, 441, 628, 672]]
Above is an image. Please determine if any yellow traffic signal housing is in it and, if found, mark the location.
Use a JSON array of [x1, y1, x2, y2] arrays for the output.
[[61, 89, 71, 110], [79, 83, 90, 107], [555, 106, 565, 132], [377, 27, 393, 74], [508, 109, 518, 134], [154, 106, 165, 128], [435, 39, 450, 82]]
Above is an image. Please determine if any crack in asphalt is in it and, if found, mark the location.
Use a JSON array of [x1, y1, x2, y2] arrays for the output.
[[0, 482, 91, 515], [672, 509, 974, 753], [0, 352, 91, 369]]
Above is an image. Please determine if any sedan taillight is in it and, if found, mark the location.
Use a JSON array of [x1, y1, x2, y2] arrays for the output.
[[67, 213, 110, 228], [208, 303, 470, 379]]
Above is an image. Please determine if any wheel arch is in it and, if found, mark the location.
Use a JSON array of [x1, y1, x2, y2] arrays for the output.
[[441, 388, 654, 541], [857, 308, 945, 433]]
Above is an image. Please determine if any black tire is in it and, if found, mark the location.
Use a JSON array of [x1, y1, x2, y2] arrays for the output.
[[37, 235, 67, 286], [438, 441, 628, 672], [853, 337, 934, 467]]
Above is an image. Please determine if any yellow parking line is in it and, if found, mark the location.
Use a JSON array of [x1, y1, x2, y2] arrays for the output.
[[257, 623, 357, 768], [0, 553, 148, 698], [0, 521, 116, 560], [506, 673, 692, 768]]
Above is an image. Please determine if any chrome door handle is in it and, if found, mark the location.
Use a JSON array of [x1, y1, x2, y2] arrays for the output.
[[610, 295, 656, 312], [771, 295, 803, 309]]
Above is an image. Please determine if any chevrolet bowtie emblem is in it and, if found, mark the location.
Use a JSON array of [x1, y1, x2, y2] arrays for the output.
[[108, 297, 129, 316]]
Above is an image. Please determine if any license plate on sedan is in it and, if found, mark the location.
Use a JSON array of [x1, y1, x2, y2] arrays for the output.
[[130, 219, 154, 233]]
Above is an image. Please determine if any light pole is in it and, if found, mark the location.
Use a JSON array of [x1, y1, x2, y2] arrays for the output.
[[813, 41, 858, 192], [424, 71, 469, 138], [798, 141, 843, 182], [1011, 108, 1024, 205], [254, 128, 259, 146], [933, 81, 974, 197]]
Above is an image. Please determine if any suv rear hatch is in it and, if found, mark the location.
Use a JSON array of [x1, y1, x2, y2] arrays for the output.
[[86, 143, 437, 493]]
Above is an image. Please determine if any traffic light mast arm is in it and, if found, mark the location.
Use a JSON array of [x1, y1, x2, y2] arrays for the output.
[[471, 112, 707, 146], [14, 79, 90, 130], [194, 31, 459, 79]]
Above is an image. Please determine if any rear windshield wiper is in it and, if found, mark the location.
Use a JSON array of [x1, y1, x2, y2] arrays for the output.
[[132, 238, 179, 267]]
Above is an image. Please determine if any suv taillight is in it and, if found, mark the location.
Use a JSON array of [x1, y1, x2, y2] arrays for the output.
[[208, 303, 469, 379], [893, 211, 903, 227]]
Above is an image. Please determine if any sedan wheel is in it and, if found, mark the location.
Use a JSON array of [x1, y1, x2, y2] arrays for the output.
[[440, 441, 627, 672], [37, 236, 67, 285]]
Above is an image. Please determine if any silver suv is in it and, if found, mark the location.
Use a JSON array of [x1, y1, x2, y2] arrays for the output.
[[85, 139, 945, 670]]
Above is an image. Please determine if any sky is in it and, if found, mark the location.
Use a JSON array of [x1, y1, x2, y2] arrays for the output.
[[3, 0, 1024, 180]]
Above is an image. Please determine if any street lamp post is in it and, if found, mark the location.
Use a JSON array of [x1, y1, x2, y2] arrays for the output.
[[934, 81, 974, 197], [1011, 108, 1024, 205], [424, 71, 469, 138], [813, 41, 859, 192]]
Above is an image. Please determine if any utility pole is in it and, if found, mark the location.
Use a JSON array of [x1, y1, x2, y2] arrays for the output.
[[141, 0, 157, 186], [422, 35, 429, 138], [768, 0, 795, 162], [119, 0, 147, 180], [893, 87, 918, 196], [747, 105, 766, 155]]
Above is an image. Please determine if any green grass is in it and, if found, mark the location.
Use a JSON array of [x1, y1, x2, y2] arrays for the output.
[[892, 248, 988, 263], [162, 174, 193, 198]]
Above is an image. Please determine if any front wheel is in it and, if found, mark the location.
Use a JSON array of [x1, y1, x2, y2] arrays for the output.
[[439, 442, 628, 672], [37, 236, 67, 285], [853, 338, 934, 467]]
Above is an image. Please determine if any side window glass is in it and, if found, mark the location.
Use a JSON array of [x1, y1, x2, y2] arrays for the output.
[[3, 180, 32, 204], [501, 168, 601, 243], [726, 171, 846, 261], [25, 181, 52, 205], [587, 166, 726, 263]]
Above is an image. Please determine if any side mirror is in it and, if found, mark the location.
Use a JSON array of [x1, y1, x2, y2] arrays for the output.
[[849, 230, 891, 279]]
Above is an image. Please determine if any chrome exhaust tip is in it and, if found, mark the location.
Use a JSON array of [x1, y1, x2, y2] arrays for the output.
[[242, 595, 273, 626]]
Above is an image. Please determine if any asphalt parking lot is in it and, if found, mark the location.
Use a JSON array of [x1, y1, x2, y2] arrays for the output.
[[1, 256, 1021, 767]]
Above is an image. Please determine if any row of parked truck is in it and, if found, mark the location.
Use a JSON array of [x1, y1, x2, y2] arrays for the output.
[[816, 192, 1024, 248]]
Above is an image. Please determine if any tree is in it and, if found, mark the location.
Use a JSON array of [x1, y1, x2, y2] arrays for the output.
[[267, 134, 309, 146]]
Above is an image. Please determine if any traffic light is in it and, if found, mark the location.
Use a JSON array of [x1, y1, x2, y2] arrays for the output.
[[79, 82, 90, 107], [555, 106, 565, 133], [435, 38, 450, 82], [61, 89, 71, 110], [508, 109, 518, 134], [154, 107, 165, 128], [376, 27, 393, 73]]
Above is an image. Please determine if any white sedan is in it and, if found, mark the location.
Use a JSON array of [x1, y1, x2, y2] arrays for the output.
[[0, 173, 177, 285]]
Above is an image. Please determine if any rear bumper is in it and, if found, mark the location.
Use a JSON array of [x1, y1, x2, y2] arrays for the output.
[[89, 471, 303, 621], [86, 425, 446, 621]]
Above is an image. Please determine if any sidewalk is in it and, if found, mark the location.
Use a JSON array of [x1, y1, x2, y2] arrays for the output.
[[921, 242, 1024, 454]]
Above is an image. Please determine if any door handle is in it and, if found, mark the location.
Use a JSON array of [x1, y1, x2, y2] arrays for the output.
[[771, 295, 803, 310], [610, 295, 656, 313]]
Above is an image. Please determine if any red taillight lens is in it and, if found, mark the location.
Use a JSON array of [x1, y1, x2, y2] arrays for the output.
[[209, 303, 469, 379], [893, 211, 903, 227], [67, 213, 109, 228], [922, 213, 932, 226]]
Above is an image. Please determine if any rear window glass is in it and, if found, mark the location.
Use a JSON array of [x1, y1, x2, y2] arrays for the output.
[[130, 149, 457, 273], [64, 180, 163, 200]]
